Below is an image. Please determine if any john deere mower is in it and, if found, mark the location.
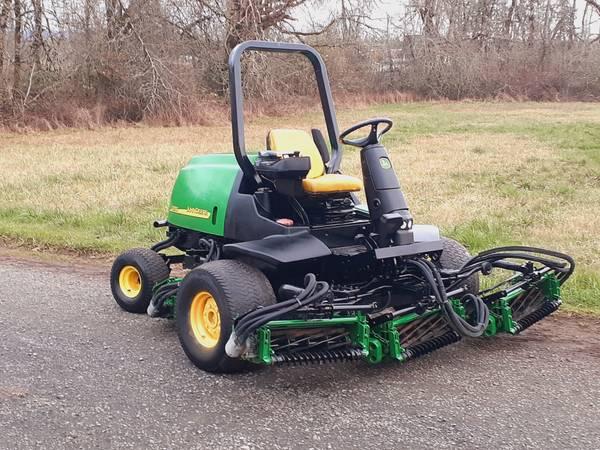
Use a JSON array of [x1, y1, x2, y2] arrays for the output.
[[110, 41, 574, 373]]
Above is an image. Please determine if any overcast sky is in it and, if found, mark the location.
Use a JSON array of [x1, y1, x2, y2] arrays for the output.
[[299, 1, 403, 28], [294, 0, 598, 34]]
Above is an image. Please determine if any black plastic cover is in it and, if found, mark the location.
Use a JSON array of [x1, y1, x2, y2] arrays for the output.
[[223, 231, 331, 265], [311, 128, 330, 164], [255, 154, 311, 180], [374, 240, 444, 260]]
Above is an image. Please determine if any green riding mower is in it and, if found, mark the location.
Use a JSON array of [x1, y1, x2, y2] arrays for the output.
[[110, 41, 575, 373]]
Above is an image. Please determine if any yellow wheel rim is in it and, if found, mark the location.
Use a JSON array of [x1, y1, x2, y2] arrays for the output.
[[189, 291, 221, 348], [119, 265, 142, 298]]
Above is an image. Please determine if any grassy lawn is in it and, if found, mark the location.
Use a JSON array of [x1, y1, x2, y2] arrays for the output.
[[0, 102, 598, 313]]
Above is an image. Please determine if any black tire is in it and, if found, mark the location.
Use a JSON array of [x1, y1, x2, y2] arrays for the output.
[[110, 248, 170, 313], [176, 259, 275, 373], [439, 237, 479, 295]]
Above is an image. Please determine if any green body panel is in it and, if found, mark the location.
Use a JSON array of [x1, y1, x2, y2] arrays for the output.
[[167, 154, 256, 236]]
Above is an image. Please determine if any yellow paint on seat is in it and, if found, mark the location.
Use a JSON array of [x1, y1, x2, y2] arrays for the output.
[[267, 129, 325, 179], [302, 173, 362, 194], [266, 129, 362, 195]]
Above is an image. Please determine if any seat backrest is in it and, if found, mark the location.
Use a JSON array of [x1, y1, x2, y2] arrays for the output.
[[266, 129, 324, 179]]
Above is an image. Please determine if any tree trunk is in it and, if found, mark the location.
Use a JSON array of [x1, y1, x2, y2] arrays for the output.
[[225, 0, 250, 53], [13, 0, 22, 93], [0, 0, 11, 90], [504, 0, 516, 38], [419, 0, 438, 36], [105, 0, 122, 39], [32, 0, 44, 66], [527, 0, 536, 46]]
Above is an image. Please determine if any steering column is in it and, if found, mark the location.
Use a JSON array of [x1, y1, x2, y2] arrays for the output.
[[340, 118, 414, 247]]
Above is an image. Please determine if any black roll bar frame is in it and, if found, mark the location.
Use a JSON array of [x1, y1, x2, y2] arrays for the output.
[[228, 40, 342, 186]]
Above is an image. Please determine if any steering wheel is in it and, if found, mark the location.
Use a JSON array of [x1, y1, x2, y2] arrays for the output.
[[339, 117, 393, 148]]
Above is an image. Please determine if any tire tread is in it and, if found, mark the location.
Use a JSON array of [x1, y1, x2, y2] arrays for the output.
[[176, 259, 275, 373], [439, 238, 480, 295], [110, 248, 170, 313]]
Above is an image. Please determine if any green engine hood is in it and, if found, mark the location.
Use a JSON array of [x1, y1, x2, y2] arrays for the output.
[[167, 154, 255, 236]]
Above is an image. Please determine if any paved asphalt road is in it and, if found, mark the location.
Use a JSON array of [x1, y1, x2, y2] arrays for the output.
[[1, 257, 599, 450]]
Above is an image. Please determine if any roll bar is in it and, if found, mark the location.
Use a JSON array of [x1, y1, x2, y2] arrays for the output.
[[228, 40, 342, 186]]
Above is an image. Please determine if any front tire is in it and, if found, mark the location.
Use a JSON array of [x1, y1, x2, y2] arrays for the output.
[[110, 248, 170, 313], [439, 237, 480, 295], [176, 259, 275, 373]]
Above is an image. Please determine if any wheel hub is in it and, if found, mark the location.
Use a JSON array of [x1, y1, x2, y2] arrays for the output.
[[190, 291, 221, 348], [119, 265, 142, 298]]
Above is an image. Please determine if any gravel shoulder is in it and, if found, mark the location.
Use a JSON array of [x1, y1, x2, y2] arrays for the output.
[[1, 256, 599, 449]]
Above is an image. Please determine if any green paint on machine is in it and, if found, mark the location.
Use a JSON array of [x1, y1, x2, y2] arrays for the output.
[[167, 154, 256, 236], [247, 274, 564, 365]]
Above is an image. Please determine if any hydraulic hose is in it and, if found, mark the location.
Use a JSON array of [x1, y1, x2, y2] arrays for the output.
[[426, 258, 489, 338], [461, 246, 575, 283], [407, 258, 490, 338], [234, 274, 318, 339], [233, 274, 328, 345], [148, 283, 179, 317], [444, 246, 574, 293], [236, 281, 329, 344], [151, 231, 180, 252], [198, 238, 221, 262], [226, 274, 330, 358]]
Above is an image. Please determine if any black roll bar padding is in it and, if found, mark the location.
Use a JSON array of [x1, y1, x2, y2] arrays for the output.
[[228, 40, 342, 186]]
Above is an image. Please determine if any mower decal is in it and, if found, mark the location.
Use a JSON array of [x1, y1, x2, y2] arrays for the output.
[[169, 206, 211, 220]]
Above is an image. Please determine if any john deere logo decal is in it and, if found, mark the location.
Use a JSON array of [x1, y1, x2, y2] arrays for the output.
[[170, 206, 211, 219], [379, 157, 392, 169]]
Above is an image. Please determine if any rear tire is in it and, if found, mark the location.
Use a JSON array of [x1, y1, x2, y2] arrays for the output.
[[176, 259, 276, 373], [110, 248, 170, 313], [439, 238, 479, 295]]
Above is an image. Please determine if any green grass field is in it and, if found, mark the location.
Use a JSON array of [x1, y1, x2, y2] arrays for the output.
[[0, 102, 598, 313]]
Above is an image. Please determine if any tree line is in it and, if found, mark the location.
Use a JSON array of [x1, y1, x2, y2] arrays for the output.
[[0, 0, 599, 128]]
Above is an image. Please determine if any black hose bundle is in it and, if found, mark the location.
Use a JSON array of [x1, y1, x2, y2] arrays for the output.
[[147, 282, 179, 317], [232, 273, 329, 345], [461, 246, 575, 283], [198, 238, 220, 262], [407, 258, 490, 338], [444, 246, 575, 293]]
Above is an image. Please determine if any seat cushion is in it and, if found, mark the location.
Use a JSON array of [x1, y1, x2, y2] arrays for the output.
[[267, 129, 324, 179], [302, 174, 362, 194]]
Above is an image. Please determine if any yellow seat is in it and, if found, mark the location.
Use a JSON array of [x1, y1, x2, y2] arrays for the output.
[[266, 129, 362, 194], [302, 174, 362, 194]]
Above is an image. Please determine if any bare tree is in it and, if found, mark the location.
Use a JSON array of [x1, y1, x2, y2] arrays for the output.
[[225, 0, 313, 51], [504, 0, 517, 38], [584, 0, 600, 15], [105, 0, 123, 39], [0, 0, 11, 94], [1, 0, 600, 126], [417, 0, 438, 36], [13, 0, 22, 96], [31, 0, 44, 66]]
